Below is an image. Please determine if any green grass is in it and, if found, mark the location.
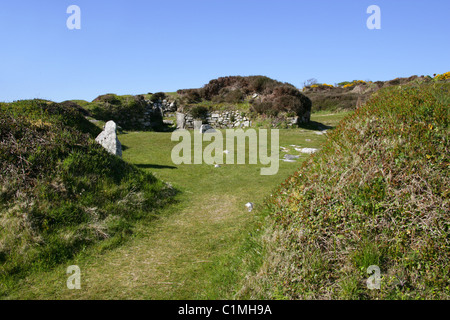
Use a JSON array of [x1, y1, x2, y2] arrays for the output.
[[240, 82, 450, 300], [1, 111, 346, 299]]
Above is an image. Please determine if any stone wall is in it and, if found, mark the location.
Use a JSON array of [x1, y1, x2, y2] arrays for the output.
[[176, 109, 306, 130], [132, 99, 177, 129], [176, 110, 252, 130]]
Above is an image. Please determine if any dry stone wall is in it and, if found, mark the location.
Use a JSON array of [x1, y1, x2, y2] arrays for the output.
[[176, 110, 305, 130], [176, 110, 252, 130]]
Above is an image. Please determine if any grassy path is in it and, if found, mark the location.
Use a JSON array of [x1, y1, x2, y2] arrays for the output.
[[5, 112, 349, 299]]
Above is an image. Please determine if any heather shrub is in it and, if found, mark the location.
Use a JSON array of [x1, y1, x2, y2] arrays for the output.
[[251, 101, 278, 117]]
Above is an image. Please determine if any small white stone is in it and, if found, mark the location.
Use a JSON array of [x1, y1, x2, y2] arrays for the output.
[[299, 148, 319, 154]]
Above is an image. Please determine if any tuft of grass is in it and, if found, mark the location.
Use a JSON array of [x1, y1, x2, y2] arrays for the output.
[[351, 240, 383, 272]]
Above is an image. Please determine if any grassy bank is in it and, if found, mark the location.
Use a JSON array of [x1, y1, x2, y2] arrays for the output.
[[0, 100, 173, 297], [239, 82, 449, 299]]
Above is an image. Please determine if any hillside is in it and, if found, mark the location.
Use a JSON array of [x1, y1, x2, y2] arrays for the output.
[[302, 74, 448, 112], [64, 74, 449, 132], [0, 100, 174, 295], [239, 81, 450, 299]]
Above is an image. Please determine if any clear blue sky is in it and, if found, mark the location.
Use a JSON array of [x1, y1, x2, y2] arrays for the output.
[[0, 0, 449, 102]]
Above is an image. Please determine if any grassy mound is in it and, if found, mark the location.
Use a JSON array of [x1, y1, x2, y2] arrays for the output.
[[0, 100, 173, 294], [78, 94, 154, 130], [241, 82, 449, 299], [177, 75, 312, 119]]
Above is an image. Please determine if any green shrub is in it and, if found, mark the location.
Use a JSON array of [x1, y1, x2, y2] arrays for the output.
[[189, 105, 209, 120], [150, 92, 167, 103]]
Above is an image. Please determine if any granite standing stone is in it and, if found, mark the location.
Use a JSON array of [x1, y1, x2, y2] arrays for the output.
[[95, 120, 122, 157], [176, 112, 186, 129]]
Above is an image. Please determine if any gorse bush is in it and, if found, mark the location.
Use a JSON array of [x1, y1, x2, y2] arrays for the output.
[[240, 82, 450, 299], [310, 83, 334, 89], [434, 71, 450, 81], [343, 80, 367, 88], [0, 100, 173, 294]]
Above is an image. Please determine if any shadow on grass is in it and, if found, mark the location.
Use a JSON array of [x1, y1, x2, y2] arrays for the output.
[[298, 121, 334, 131], [135, 164, 178, 170], [161, 125, 178, 133]]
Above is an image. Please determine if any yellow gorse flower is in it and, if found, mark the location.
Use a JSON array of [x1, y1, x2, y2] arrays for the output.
[[434, 72, 450, 81], [343, 80, 367, 88]]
